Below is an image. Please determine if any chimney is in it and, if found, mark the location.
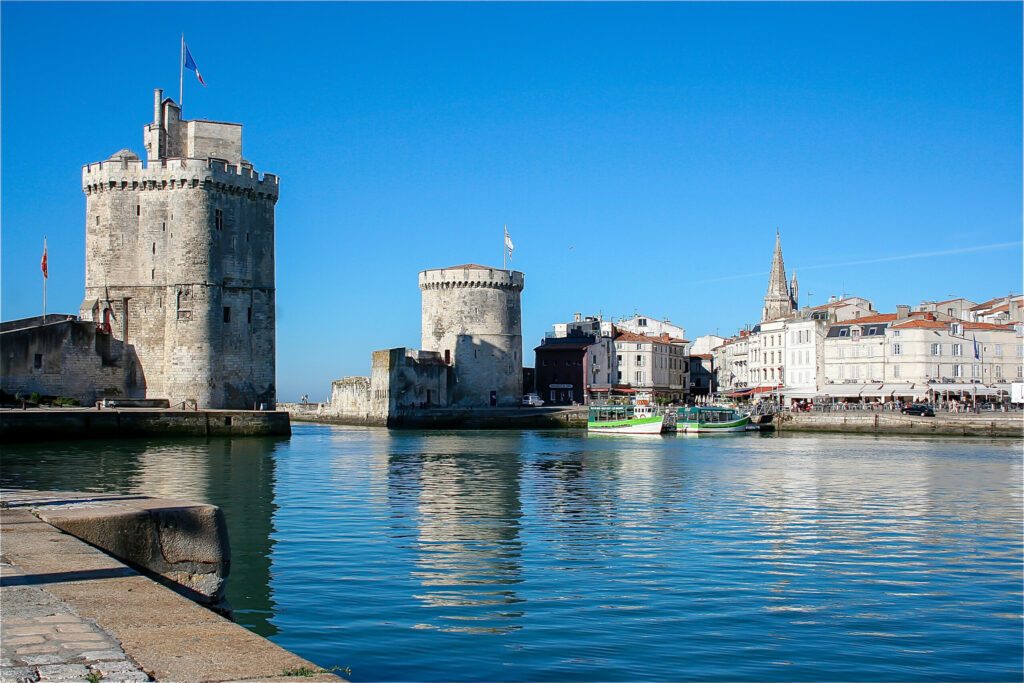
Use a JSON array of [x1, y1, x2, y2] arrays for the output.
[[574, 312, 582, 323], [896, 305, 910, 319], [154, 88, 163, 129], [828, 295, 837, 304]]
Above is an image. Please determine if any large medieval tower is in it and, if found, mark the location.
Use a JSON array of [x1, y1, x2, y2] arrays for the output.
[[80, 89, 279, 409]]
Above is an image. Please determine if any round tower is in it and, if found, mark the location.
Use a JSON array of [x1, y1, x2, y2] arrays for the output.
[[418, 264, 524, 407]]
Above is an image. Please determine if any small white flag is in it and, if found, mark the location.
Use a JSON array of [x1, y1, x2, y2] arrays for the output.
[[504, 226, 514, 257]]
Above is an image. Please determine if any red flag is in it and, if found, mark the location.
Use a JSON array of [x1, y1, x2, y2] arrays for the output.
[[41, 241, 48, 279]]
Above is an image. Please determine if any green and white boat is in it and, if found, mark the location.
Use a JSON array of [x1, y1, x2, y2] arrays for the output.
[[588, 401, 677, 434], [677, 405, 754, 433]]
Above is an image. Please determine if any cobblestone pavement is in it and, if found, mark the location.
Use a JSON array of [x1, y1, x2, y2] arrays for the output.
[[1, 556, 150, 683]]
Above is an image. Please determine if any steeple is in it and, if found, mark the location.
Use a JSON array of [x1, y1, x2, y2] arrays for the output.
[[790, 270, 799, 310], [762, 229, 796, 321]]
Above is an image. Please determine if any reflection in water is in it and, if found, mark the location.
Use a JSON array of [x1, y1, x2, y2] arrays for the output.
[[0, 437, 281, 637], [388, 435, 524, 634], [2, 429, 1021, 682]]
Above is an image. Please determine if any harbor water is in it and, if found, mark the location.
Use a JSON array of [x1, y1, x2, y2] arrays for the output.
[[2, 424, 1021, 681]]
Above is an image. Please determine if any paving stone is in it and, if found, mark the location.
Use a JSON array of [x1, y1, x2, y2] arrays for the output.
[[0, 666, 38, 683], [35, 664, 89, 680], [18, 655, 64, 666], [78, 651, 124, 662], [4, 627, 56, 637], [35, 617, 78, 624], [52, 633, 103, 643], [58, 642, 114, 651], [2, 637, 46, 647], [13, 645, 59, 655], [52, 626, 91, 635]]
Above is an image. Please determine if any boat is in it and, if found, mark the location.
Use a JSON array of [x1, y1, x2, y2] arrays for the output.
[[676, 405, 756, 433], [587, 400, 677, 434]]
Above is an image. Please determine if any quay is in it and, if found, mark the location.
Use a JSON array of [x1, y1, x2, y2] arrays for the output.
[[284, 403, 589, 429], [775, 410, 1022, 437], [0, 408, 291, 443], [0, 489, 339, 682]]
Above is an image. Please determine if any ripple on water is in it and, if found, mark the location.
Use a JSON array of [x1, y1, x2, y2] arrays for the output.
[[1, 428, 1021, 681]]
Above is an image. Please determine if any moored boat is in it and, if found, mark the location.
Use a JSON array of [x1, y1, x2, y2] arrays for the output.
[[588, 400, 677, 434], [676, 405, 755, 433]]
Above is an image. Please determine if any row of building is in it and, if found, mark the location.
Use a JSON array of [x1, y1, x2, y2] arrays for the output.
[[531, 232, 1023, 407], [709, 234, 1023, 405]]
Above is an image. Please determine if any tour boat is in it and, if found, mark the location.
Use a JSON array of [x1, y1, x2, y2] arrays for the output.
[[676, 405, 755, 433], [587, 400, 677, 435]]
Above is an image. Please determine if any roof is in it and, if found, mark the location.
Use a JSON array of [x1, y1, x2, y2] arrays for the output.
[[614, 330, 659, 343], [534, 341, 591, 352], [890, 319, 1014, 331], [969, 296, 1018, 311], [691, 353, 713, 360], [836, 313, 899, 325], [445, 263, 495, 270]]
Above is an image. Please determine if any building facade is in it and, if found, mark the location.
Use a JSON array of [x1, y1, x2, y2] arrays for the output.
[[614, 331, 689, 402], [80, 89, 279, 408]]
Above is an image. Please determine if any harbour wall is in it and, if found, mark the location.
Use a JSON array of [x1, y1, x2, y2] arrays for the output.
[[0, 408, 291, 442], [775, 411, 1022, 437], [288, 405, 588, 429]]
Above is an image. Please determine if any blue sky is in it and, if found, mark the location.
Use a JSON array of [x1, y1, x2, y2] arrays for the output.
[[2, 2, 1021, 401]]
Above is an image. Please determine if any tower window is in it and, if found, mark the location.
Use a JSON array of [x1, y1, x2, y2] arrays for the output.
[[95, 216, 99, 226], [223, 307, 231, 323], [136, 205, 140, 216], [152, 242, 156, 254], [34, 354, 42, 369], [247, 307, 252, 324], [215, 209, 224, 230], [151, 268, 155, 281]]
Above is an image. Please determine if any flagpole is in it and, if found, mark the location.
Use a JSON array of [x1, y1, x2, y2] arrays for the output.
[[42, 236, 47, 324], [503, 225, 507, 270], [179, 34, 185, 106]]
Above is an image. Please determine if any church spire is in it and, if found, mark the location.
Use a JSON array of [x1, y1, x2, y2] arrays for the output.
[[790, 270, 799, 310], [762, 228, 796, 321]]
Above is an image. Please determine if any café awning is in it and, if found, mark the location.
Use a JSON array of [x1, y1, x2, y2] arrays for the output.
[[817, 384, 870, 398]]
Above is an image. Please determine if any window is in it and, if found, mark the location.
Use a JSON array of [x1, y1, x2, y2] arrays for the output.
[[223, 307, 231, 323], [839, 329, 848, 337], [151, 268, 155, 281], [892, 330, 900, 337], [1018, 366, 1022, 378], [616, 355, 622, 365], [931, 343, 941, 356], [638, 318, 647, 327], [247, 307, 252, 324], [973, 364, 980, 378], [152, 242, 156, 254], [892, 343, 901, 356], [952, 343, 962, 356], [951, 323, 962, 335], [635, 355, 644, 366], [33, 353, 42, 370], [136, 205, 140, 216], [215, 209, 224, 230], [852, 328, 861, 340], [953, 364, 962, 378], [635, 371, 644, 383], [995, 344, 1003, 357], [995, 365, 1002, 378], [893, 364, 900, 378], [947, 308, 955, 317]]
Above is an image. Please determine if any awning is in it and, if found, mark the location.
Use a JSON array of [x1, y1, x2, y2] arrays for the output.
[[817, 384, 870, 398], [780, 387, 817, 399], [931, 383, 991, 394], [750, 385, 782, 395]]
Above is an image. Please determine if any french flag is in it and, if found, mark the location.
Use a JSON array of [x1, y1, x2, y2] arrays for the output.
[[184, 44, 206, 86]]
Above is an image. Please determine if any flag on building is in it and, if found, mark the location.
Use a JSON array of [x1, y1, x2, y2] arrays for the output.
[[973, 334, 980, 360], [504, 226, 514, 259], [184, 44, 206, 86], [40, 239, 48, 279]]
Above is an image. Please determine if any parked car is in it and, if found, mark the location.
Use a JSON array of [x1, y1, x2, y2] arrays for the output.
[[901, 403, 935, 417], [523, 393, 545, 407]]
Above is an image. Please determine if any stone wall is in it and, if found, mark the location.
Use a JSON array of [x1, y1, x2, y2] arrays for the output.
[[0, 319, 137, 404]]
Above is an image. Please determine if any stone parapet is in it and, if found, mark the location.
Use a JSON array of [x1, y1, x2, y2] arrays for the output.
[[82, 157, 279, 201], [419, 266, 524, 292]]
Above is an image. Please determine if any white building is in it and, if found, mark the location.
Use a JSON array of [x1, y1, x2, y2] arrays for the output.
[[614, 330, 689, 402], [782, 317, 827, 399]]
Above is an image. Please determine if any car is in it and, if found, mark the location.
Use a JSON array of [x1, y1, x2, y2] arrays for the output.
[[901, 403, 935, 417], [522, 394, 545, 407]]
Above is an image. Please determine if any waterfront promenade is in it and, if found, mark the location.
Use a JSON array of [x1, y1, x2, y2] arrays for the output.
[[0, 490, 339, 682]]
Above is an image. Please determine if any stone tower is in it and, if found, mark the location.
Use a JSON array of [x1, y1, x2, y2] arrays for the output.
[[762, 230, 797, 321], [418, 264, 524, 407], [80, 88, 279, 409]]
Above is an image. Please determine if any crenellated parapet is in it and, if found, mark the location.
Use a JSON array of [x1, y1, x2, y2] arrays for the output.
[[419, 266, 524, 292], [82, 156, 279, 202]]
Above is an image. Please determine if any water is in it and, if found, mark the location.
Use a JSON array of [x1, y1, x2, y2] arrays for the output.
[[2, 425, 1021, 681]]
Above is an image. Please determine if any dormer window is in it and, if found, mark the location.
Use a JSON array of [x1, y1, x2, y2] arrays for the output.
[[839, 329, 849, 337], [951, 323, 963, 335], [851, 328, 861, 339]]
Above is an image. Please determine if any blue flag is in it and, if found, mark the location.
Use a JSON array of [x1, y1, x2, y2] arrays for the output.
[[184, 45, 206, 86], [973, 335, 980, 360]]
